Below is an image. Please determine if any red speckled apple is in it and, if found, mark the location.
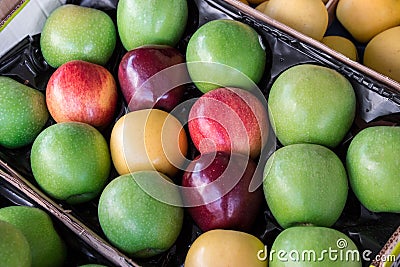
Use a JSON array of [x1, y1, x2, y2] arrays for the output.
[[182, 151, 264, 232], [188, 87, 269, 159], [118, 45, 188, 112], [46, 60, 118, 129]]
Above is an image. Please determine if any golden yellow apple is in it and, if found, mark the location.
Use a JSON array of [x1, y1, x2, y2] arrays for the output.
[[248, 0, 267, 4], [336, 0, 400, 43], [364, 26, 400, 83], [264, 0, 328, 41], [321, 35, 358, 61], [110, 109, 188, 177], [255, 1, 269, 12], [185, 229, 268, 267]]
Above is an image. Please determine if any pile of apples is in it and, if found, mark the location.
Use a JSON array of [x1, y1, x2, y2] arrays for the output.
[[336, 0, 400, 83], [0, 0, 400, 266], [1, 0, 268, 265], [244, 0, 400, 83]]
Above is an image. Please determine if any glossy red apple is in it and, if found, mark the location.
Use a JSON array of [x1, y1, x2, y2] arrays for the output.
[[46, 60, 118, 129], [118, 45, 189, 112], [188, 87, 269, 159], [181, 151, 264, 232]]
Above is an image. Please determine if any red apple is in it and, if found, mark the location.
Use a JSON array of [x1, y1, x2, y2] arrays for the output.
[[46, 60, 118, 129], [118, 45, 189, 112], [188, 87, 269, 159], [181, 151, 264, 232]]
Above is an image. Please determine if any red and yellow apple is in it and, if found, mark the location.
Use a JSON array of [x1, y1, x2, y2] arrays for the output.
[[188, 87, 269, 159], [46, 60, 118, 129]]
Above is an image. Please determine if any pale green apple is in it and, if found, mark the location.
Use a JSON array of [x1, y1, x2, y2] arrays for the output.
[[268, 64, 356, 148], [346, 126, 400, 212], [263, 143, 348, 228], [270, 226, 361, 266], [0, 76, 48, 149], [0, 206, 66, 267], [40, 4, 116, 68], [98, 171, 184, 258], [117, 0, 188, 51], [0, 220, 31, 267], [186, 19, 266, 93], [30, 122, 111, 204]]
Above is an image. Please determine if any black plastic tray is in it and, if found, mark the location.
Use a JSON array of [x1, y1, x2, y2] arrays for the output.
[[1, 0, 400, 266]]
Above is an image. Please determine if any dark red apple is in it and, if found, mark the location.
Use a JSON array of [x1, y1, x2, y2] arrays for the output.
[[188, 87, 269, 159], [46, 60, 118, 129], [118, 45, 189, 112], [181, 151, 264, 232]]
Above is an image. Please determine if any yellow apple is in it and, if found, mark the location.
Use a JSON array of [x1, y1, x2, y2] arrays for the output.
[[248, 0, 267, 4], [185, 229, 268, 267], [321, 35, 358, 61], [264, 0, 328, 40], [109, 109, 188, 177], [364, 26, 400, 83], [255, 1, 269, 12], [336, 0, 400, 43]]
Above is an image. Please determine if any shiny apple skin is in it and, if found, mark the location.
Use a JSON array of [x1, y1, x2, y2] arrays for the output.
[[188, 87, 269, 159], [110, 109, 188, 178], [185, 229, 267, 267], [46, 60, 118, 129], [181, 151, 263, 232], [118, 45, 188, 112]]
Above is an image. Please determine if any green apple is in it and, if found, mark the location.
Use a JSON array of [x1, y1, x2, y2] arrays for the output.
[[0, 220, 31, 267], [31, 122, 111, 204], [98, 171, 184, 258], [40, 4, 116, 68], [0, 76, 48, 149], [117, 0, 188, 51], [268, 64, 356, 148], [263, 143, 348, 228], [346, 126, 400, 212], [269, 226, 361, 266], [186, 19, 267, 93], [0, 206, 66, 267]]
